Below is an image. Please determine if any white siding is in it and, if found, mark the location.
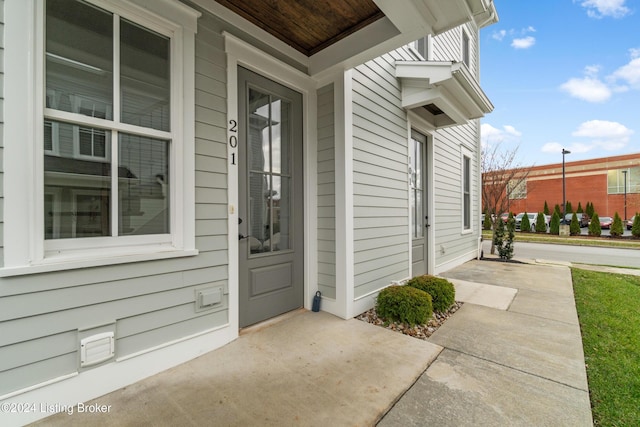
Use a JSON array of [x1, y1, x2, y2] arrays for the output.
[[351, 50, 413, 298], [0, 6, 230, 396], [0, 0, 4, 268], [317, 84, 336, 299]]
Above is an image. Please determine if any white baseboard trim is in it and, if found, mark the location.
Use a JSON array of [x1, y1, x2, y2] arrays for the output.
[[435, 249, 477, 275]]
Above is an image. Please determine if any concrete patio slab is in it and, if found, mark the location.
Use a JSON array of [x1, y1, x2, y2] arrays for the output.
[[447, 278, 517, 310], [378, 349, 592, 427], [33, 310, 442, 427]]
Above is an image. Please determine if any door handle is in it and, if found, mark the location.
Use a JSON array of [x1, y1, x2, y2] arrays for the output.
[[239, 234, 249, 240]]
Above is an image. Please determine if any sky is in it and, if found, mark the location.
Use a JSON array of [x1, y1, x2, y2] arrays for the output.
[[479, 0, 640, 168]]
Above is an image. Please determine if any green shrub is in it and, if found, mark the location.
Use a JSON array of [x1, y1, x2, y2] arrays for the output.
[[577, 202, 584, 213], [570, 212, 581, 236], [376, 286, 432, 326], [520, 211, 531, 232], [610, 212, 624, 237], [535, 212, 547, 233], [632, 213, 640, 238], [543, 201, 550, 216], [498, 213, 515, 260], [406, 275, 455, 313], [483, 210, 492, 231], [565, 201, 573, 215], [550, 211, 560, 235], [588, 213, 601, 237], [554, 204, 562, 217]]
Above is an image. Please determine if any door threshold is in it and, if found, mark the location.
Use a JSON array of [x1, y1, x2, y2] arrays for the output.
[[239, 307, 306, 335]]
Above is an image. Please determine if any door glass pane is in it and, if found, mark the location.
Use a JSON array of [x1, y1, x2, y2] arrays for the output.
[[46, 0, 113, 120], [118, 134, 170, 235], [44, 121, 111, 239], [120, 19, 170, 131], [249, 172, 270, 253], [416, 189, 424, 238], [248, 88, 293, 254]]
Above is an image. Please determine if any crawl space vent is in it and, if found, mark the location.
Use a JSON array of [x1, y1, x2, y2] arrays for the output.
[[80, 332, 115, 367]]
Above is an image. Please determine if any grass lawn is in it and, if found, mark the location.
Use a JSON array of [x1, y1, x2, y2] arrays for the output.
[[482, 230, 640, 249], [572, 268, 640, 426]]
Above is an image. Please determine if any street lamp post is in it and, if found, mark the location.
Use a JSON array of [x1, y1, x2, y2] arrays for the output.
[[562, 149, 571, 218], [622, 169, 628, 221]]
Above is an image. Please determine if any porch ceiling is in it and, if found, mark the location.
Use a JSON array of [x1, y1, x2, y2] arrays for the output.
[[208, 0, 497, 75], [395, 60, 494, 129], [213, 0, 385, 56]]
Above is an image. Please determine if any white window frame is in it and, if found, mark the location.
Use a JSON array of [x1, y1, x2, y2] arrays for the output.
[[461, 28, 471, 68], [3, 0, 200, 276], [461, 145, 473, 234]]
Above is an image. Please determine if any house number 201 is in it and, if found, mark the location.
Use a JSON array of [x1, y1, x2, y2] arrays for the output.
[[229, 119, 238, 165]]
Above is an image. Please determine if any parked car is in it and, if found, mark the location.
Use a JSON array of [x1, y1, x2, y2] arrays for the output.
[[563, 213, 589, 227], [499, 212, 510, 223], [599, 216, 613, 229], [627, 217, 637, 230], [515, 213, 537, 231]]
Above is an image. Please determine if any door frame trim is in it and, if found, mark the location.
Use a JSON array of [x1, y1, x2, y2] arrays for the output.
[[224, 32, 318, 330], [408, 113, 435, 276]]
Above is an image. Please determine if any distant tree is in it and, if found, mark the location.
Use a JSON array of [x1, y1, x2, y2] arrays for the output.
[[570, 212, 581, 236], [483, 209, 492, 231], [482, 143, 532, 254], [497, 213, 515, 260], [565, 201, 573, 215], [521, 211, 531, 233], [554, 204, 562, 217], [550, 211, 560, 235], [588, 213, 601, 237], [543, 201, 550, 215], [610, 212, 624, 237], [535, 212, 547, 233], [577, 202, 583, 213], [632, 213, 640, 238], [585, 202, 595, 218]]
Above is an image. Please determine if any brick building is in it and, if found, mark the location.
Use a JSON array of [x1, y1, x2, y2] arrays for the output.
[[484, 153, 640, 220]]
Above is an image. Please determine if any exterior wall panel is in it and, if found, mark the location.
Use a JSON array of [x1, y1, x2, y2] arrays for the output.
[[0, 6, 231, 397]]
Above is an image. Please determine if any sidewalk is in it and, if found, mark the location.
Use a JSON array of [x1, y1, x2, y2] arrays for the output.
[[32, 260, 593, 426], [379, 260, 593, 426]]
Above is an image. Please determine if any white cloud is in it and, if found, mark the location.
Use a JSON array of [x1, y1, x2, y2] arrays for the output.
[[511, 36, 536, 49], [577, 0, 631, 18], [492, 30, 506, 41], [481, 123, 522, 148], [572, 120, 634, 150], [560, 76, 612, 102], [541, 142, 592, 154], [610, 57, 640, 89]]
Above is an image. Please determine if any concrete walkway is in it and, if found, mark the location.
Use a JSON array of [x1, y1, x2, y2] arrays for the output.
[[379, 260, 593, 426], [32, 260, 593, 426]]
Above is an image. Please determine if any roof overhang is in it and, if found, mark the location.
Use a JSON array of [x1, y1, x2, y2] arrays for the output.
[[196, 0, 497, 77], [395, 60, 494, 129]]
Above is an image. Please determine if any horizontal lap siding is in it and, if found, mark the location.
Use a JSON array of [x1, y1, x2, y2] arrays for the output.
[[317, 84, 336, 298], [352, 51, 409, 298], [0, 7, 230, 396]]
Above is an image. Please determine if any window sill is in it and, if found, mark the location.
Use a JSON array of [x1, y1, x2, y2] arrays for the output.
[[0, 247, 199, 277], [461, 229, 474, 235]]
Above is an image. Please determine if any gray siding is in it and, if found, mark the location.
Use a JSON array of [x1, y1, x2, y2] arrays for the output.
[[0, 6, 230, 396], [317, 84, 336, 299], [431, 22, 482, 268], [351, 50, 413, 298]]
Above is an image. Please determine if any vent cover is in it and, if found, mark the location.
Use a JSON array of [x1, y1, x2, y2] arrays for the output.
[[80, 332, 115, 367]]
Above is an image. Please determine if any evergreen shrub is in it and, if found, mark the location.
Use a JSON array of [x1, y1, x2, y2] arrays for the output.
[[632, 213, 640, 238], [550, 211, 560, 235], [570, 212, 581, 236], [376, 286, 432, 326], [406, 275, 455, 313], [520, 211, 531, 232], [588, 213, 601, 237], [535, 212, 547, 233], [610, 212, 624, 237]]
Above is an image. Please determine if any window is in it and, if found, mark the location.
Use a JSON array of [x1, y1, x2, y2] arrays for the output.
[[3, 0, 199, 273], [412, 35, 431, 60], [463, 154, 471, 230], [608, 167, 640, 194], [507, 179, 527, 199], [462, 30, 470, 68], [410, 131, 426, 239]]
